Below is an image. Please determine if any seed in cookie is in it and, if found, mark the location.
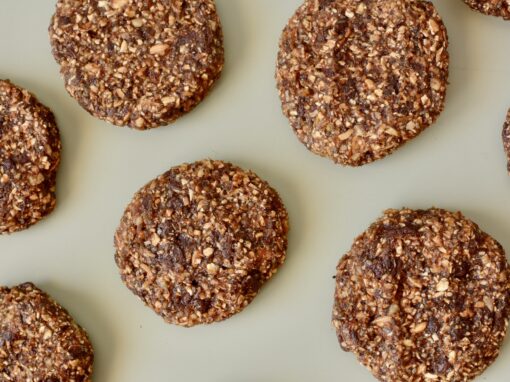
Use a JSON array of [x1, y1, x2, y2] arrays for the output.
[[276, 0, 449, 166], [333, 208, 510, 381], [0, 80, 61, 234], [463, 0, 510, 19], [49, 0, 224, 130], [0, 283, 94, 381], [114, 160, 289, 327], [502, 108, 510, 173]]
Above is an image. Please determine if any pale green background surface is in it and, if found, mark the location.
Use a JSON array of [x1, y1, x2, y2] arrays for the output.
[[0, 1, 509, 380]]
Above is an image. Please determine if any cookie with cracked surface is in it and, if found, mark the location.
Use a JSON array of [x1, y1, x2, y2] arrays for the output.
[[49, 0, 224, 130], [114, 159, 289, 327], [0, 283, 94, 381], [463, 0, 510, 19], [502, 108, 510, 173], [276, 0, 449, 166], [333, 208, 510, 381], [0, 80, 61, 234]]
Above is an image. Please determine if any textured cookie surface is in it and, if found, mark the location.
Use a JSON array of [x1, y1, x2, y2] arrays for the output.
[[0, 80, 61, 234], [502, 108, 510, 173], [463, 0, 510, 19], [115, 160, 289, 327], [0, 283, 94, 381], [276, 0, 449, 166], [49, 0, 224, 129], [333, 208, 510, 381]]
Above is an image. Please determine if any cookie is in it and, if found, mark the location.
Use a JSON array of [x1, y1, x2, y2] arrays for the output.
[[276, 0, 449, 166], [502, 108, 510, 173], [0, 283, 94, 381], [114, 160, 289, 327], [0, 80, 61, 234], [49, 0, 224, 130], [463, 0, 510, 19], [333, 208, 510, 381]]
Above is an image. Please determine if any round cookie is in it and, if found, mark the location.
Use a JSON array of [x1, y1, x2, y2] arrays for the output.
[[49, 0, 224, 130], [114, 160, 289, 327], [502, 108, 510, 173], [333, 208, 510, 381], [0, 283, 94, 381], [463, 0, 510, 19], [276, 0, 449, 166], [0, 80, 61, 234]]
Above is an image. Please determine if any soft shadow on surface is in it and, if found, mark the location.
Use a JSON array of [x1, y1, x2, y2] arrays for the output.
[[39, 282, 117, 382], [215, 0, 248, 82]]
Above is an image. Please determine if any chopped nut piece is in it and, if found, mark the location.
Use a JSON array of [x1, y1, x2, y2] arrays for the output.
[[206, 263, 219, 275], [436, 278, 449, 292], [111, 0, 129, 9], [131, 18, 143, 28], [411, 322, 427, 333], [149, 43, 170, 55]]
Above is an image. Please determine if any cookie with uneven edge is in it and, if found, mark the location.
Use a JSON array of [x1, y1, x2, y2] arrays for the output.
[[502, 108, 510, 173], [0, 283, 94, 381], [333, 208, 510, 382], [49, 0, 224, 130], [276, 0, 449, 166], [463, 0, 510, 19], [114, 160, 289, 327], [0, 80, 61, 234]]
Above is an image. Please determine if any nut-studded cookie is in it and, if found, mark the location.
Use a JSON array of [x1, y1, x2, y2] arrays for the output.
[[114, 160, 289, 327], [463, 0, 510, 19], [502, 108, 510, 173], [276, 0, 449, 166], [0, 283, 94, 381], [0, 80, 61, 234], [49, 0, 224, 130], [333, 208, 510, 381]]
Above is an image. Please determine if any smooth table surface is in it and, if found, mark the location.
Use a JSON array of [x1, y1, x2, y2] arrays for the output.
[[1, 1, 509, 381]]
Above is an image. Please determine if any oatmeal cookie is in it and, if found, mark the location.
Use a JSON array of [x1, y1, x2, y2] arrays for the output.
[[333, 208, 510, 381], [0, 80, 61, 234], [115, 160, 289, 327], [276, 0, 449, 166], [49, 0, 224, 129]]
